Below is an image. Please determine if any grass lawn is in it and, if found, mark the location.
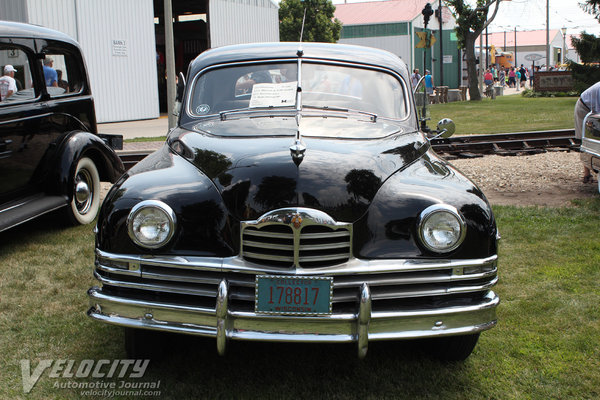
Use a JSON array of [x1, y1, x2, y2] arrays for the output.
[[1, 199, 599, 399], [429, 95, 578, 135]]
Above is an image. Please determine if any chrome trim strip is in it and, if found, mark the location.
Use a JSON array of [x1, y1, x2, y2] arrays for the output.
[[96, 262, 141, 277], [332, 267, 497, 288], [96, 249, 498, 276], [94, 271, 217, 298]]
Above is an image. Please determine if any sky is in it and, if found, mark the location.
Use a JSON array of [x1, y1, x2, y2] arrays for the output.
[[331, 0, 600, 35]]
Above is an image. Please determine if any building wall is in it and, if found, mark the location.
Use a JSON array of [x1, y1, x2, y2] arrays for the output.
[[27, 0, 78, 40], [73, 0, 159, 122], [12, 0, 159, 123], [0, 0, 28, 22], [338, 35, 412, 63], [210, 0, 279, 48]]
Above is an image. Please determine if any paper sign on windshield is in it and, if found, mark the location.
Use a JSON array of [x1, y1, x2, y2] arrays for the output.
[[249, 81, 297, 108]]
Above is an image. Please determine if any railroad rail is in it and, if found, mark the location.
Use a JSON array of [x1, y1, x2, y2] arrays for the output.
[[117, 129, 581, 168], [431, 129, 580, 158]]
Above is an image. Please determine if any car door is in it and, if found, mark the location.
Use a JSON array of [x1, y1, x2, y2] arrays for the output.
[[0, 38, 43, 205]]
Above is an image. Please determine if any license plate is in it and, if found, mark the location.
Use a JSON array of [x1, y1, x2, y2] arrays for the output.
[[255, 275, 333, 315]]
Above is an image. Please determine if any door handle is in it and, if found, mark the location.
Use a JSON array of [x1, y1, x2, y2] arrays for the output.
[[0, 139, 13, 158]]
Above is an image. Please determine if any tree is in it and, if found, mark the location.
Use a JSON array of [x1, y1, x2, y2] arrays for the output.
[[445, 0, 502, 101], [279, 0, 342, 43], [571, 0, 600, 91], [581, 0, 600, 21]]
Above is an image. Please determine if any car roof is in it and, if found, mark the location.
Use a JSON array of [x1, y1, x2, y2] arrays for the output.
[[189, 42, 408, 77], [0, 20, 79, 47]]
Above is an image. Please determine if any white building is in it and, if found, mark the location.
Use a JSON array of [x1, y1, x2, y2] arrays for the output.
[[0, 0, 279, 122], [479, 29, 578, 69]]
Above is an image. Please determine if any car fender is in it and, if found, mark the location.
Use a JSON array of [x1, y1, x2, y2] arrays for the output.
[[354, 151, 497, 259], [45, 130, 124, 198]]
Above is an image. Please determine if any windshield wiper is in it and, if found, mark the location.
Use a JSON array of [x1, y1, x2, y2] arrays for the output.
[[218, 106, 295, 121], [302, 105, 377, 122]]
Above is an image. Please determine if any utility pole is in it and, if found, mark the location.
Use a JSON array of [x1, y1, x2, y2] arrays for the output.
[[437, 0, 444, 86], [546, 0, 550, 70], [514, 27, 517, 68], [164, 0, 176, 129]]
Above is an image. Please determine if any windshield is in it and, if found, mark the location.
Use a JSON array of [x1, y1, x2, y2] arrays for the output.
[[189, 61, 408, 120]]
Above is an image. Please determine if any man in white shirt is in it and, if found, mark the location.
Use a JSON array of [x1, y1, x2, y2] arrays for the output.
[[410, 69, 421, 88], [0, 64, 18, 100], [575, 81, 600, 182]]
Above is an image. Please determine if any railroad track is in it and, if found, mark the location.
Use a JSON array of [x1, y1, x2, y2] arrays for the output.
[[431, 129, 580, 158], [117, 129, 581, 168]]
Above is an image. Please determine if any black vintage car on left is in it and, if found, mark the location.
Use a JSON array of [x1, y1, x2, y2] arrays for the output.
[[0, 21, 123, 232], [88, 42, 499, 361]]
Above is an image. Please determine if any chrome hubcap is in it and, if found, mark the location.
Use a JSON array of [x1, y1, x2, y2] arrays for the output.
[[75, 169, 93, 213]]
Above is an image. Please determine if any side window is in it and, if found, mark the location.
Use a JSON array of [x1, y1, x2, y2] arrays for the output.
[[41, 49, 84, 97], [0, 45, 36, 104]]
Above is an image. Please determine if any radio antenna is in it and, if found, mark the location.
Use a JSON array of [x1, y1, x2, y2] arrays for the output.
[[299, 8, 307, 42]]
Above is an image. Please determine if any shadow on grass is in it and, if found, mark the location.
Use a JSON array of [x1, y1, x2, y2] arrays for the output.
[[95, 330, 480, 399]]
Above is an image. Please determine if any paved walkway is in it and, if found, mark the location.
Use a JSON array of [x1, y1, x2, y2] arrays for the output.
[[98, 115, 170, 140]]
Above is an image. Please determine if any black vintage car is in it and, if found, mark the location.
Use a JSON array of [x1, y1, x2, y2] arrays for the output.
[[0, 21, 123, 232], [88, 42, 499, 361]]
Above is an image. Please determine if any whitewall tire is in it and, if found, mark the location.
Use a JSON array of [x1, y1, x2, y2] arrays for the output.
[[67, 156, 101, 225]]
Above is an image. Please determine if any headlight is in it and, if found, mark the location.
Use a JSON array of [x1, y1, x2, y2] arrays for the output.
[[127, 200, 176, 249], [417, 204, 466, 253]]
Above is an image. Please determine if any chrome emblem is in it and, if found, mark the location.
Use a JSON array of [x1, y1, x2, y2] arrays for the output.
[[290, 213, 303, 229], [290, 138, 306, 166]]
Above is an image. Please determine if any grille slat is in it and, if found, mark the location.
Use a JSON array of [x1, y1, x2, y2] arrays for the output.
[[299, 253, 352, 262], [301, 231, 350, 239], [243, 230, 294, 240], [243, 240, 294, 251], [243, 251, 295, 262], [299, 242, 350, 251]]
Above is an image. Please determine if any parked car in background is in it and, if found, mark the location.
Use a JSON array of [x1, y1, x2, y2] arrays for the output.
[[88, 42, 499, 361], [0, 21, 123, 232], [582, 113, 600, 192]]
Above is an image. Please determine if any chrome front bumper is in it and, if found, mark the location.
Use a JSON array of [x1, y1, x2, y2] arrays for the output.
[[88, 250, 499, 358]]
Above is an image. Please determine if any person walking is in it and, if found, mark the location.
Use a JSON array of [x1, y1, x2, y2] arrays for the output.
[[508, 67, 516, 88], [0, 64, 18, 100], [574, 81, 600, 183], [410, 68, 421, 88], [499, 67, 506, 87], [519, 64, 527, 89], [424, 69, 434, 95]]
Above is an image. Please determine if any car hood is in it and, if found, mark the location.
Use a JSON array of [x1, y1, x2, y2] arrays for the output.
[[170, 116, 427, 222]]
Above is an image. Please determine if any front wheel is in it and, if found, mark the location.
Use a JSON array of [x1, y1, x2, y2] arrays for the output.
[[66, 156, 101, 225]]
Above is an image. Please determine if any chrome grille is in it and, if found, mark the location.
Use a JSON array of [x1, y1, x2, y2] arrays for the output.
[[240, 208, 353, 269], [241, 222, 351, 268]]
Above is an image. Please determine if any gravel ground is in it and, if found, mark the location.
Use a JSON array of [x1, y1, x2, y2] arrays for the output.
[[450, 150, 598, 206], [102, 146, 599, 207]]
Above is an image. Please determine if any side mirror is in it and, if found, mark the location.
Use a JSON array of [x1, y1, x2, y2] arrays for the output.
[[176, 71, 185, 102], [436, 118, 455, 138], [174, 72, 186, 117]]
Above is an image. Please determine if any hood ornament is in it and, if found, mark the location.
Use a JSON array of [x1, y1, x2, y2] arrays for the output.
[[290, 138, 306, 166]]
